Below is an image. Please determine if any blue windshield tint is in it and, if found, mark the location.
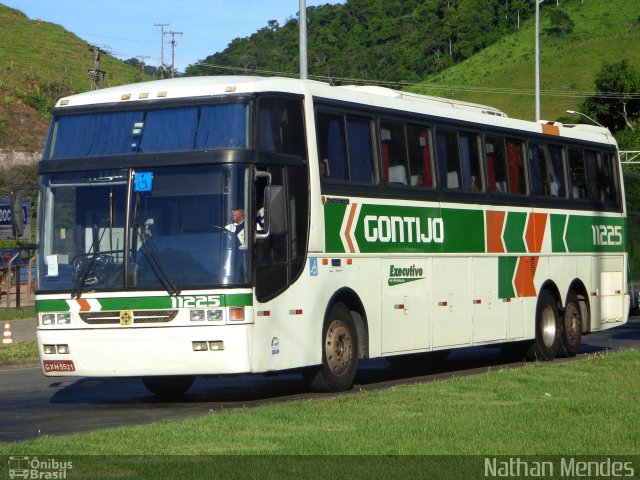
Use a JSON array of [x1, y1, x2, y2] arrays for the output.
[[48, 103, 249, 159]]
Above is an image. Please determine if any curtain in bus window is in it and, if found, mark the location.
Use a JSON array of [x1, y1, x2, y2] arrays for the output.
[[196, 103, 246, 149], [486, 139, 497, 192], [529, 146, 543, 195], [346, 118, 374, 182], [585, 151, 600, 201], [506, 141, 523, 194], [459, 135, 471, 190], [420, 130, 433, 187], [51, 111, 143, 159], [436, 132, 448, 188], [327, 119, 347, 180], [138, 107, 198, 153], [548, 146, 565, 197]]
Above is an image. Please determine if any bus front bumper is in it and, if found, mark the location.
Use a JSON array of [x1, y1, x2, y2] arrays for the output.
[[36, 325, 252, 377]]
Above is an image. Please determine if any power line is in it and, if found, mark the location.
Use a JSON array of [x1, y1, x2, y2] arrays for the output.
[[190, 60, 640, 100]]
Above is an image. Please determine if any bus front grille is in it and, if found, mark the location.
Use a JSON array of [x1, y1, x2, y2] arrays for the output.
[[79, 310, 178, 324]]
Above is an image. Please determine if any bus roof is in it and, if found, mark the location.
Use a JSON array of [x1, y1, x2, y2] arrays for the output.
[[55, 75, 617, 148]]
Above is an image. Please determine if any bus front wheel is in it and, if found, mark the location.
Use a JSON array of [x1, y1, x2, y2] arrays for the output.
[[526, 289, 560, 361], [306, 302, 358, 392]]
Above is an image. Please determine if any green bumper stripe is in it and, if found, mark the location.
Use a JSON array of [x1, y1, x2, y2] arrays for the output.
[[37, 293, 254, 312]]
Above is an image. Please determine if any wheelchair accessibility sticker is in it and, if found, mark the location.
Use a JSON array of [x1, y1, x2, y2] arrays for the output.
[[309, 258, 318, 277]]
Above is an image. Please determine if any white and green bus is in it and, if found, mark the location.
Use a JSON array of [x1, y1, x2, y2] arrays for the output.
[[35, 76, 628, 395]]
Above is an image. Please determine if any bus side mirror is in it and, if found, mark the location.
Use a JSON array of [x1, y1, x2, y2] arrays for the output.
[[264, 185, 285, 235], [10, 190, 24, 238]]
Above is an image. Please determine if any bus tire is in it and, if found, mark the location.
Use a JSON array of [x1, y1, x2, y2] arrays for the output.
[[307, 302, 358, 393], [558, 291, 582, 357], [525, 289, 560, 361], [142, 376, 195, 397]]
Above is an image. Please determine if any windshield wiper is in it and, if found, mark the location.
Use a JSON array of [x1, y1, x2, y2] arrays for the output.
[[71, 223, 109, 299], [135, 228, 180, 296]]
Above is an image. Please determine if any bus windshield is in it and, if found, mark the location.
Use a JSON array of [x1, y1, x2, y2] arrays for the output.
[[46, 102, 250, 159], [38, 164, 251, 293]]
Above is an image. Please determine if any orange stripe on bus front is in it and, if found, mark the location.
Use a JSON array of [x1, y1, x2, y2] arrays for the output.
[[77, 299, 91, 311]]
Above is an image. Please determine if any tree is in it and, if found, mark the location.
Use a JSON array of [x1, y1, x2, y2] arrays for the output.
[[546, 8, 574, 36], [579, 60, 640, 133]]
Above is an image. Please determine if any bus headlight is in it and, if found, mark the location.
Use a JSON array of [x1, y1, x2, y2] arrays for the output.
[[43, 345, 57, 354], [41, 314, 55, 326], [207, 309, 223, 321], [57, 344, 70, 354], [57, 314, 71, 325], [190, 310, 205, 322]]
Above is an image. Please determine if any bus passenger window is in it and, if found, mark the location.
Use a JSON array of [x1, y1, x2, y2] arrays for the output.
[[346, 117, 375, 183], [506, 140, 526, 194], [380, 121, 408, 185], [258, 98, 306, 156], [316, 112, 348, 181], [459, 132, 483, 192], [548, 145, 566, 198], [530, 143, 564, 197], [407, 125, 433, 188], [584, 150, 600, 202], [602, 153, 620, 204], [486, 137, 507, 193], [436, 130, 461, 189], [569, 149, 587, 199], [486, 137, 526, 195]]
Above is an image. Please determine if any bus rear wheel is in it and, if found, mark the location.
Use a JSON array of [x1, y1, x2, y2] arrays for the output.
[[525, 289, 560, 361], [142, 376, 195, 397], [558, 291, 582, 357], [306, 302, 358, 393]]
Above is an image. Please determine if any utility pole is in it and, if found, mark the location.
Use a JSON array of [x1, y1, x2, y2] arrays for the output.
[[165, 31, 183, 78], [87, 45, 107, 90], [136, 55, 150, 74], [155, 23, 170, 78]]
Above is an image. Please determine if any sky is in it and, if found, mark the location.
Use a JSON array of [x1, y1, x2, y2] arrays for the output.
[[7, 1, 344, 71]]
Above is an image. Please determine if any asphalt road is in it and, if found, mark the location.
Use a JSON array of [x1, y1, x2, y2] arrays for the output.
[[1, 317, 639, 443]]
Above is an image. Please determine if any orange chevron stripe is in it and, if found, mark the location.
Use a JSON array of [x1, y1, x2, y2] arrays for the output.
[[77, 298, 91, 311], [345, 203, 358, 253], [525, 213, 547, 253], [514, 256, 538, 297], [486, 210, 505, 253]]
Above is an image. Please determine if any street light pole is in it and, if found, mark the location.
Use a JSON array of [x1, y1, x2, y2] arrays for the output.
[[566, 110, 606, 129]]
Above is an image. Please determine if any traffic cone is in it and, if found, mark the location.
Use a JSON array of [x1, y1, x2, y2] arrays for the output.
[[2, 322, 12, 345]]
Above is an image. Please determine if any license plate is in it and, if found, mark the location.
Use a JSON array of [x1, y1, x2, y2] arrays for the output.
[[43, 360, 76, 372]]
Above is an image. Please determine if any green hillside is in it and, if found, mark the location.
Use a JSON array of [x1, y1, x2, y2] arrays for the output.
[[0, 4, 147, 151], [412, 0, 640, 122]]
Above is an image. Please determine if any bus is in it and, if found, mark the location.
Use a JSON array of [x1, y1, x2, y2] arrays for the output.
[[33, 76, 628, 395]]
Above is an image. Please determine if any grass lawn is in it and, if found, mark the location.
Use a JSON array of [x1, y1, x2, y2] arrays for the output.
[[1, 348, 638, 478], [0, 339, 37, 361], [1, 349, 638, 456], [0, 306, 35, 321]]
